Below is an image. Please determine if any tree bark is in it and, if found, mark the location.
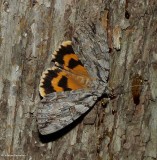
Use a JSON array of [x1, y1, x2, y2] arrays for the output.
[[0, 0, 157, 160]]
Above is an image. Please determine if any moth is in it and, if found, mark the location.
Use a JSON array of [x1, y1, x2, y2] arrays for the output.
[[37, 23, 109, 135]]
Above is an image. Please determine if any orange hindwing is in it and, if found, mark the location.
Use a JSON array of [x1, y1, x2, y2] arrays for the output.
[[39, 41, 91, 97]]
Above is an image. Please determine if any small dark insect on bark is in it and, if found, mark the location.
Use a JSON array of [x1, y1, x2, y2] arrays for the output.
[[125, 10, 130, 19], [131, 74, 143, 105]]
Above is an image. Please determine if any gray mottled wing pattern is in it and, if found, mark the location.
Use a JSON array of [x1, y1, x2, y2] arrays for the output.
[[37, 90, 98, 135], [72, 22, 109, 88]]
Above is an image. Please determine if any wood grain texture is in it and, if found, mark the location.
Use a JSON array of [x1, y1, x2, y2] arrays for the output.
[[0, 0, 157, 160]]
